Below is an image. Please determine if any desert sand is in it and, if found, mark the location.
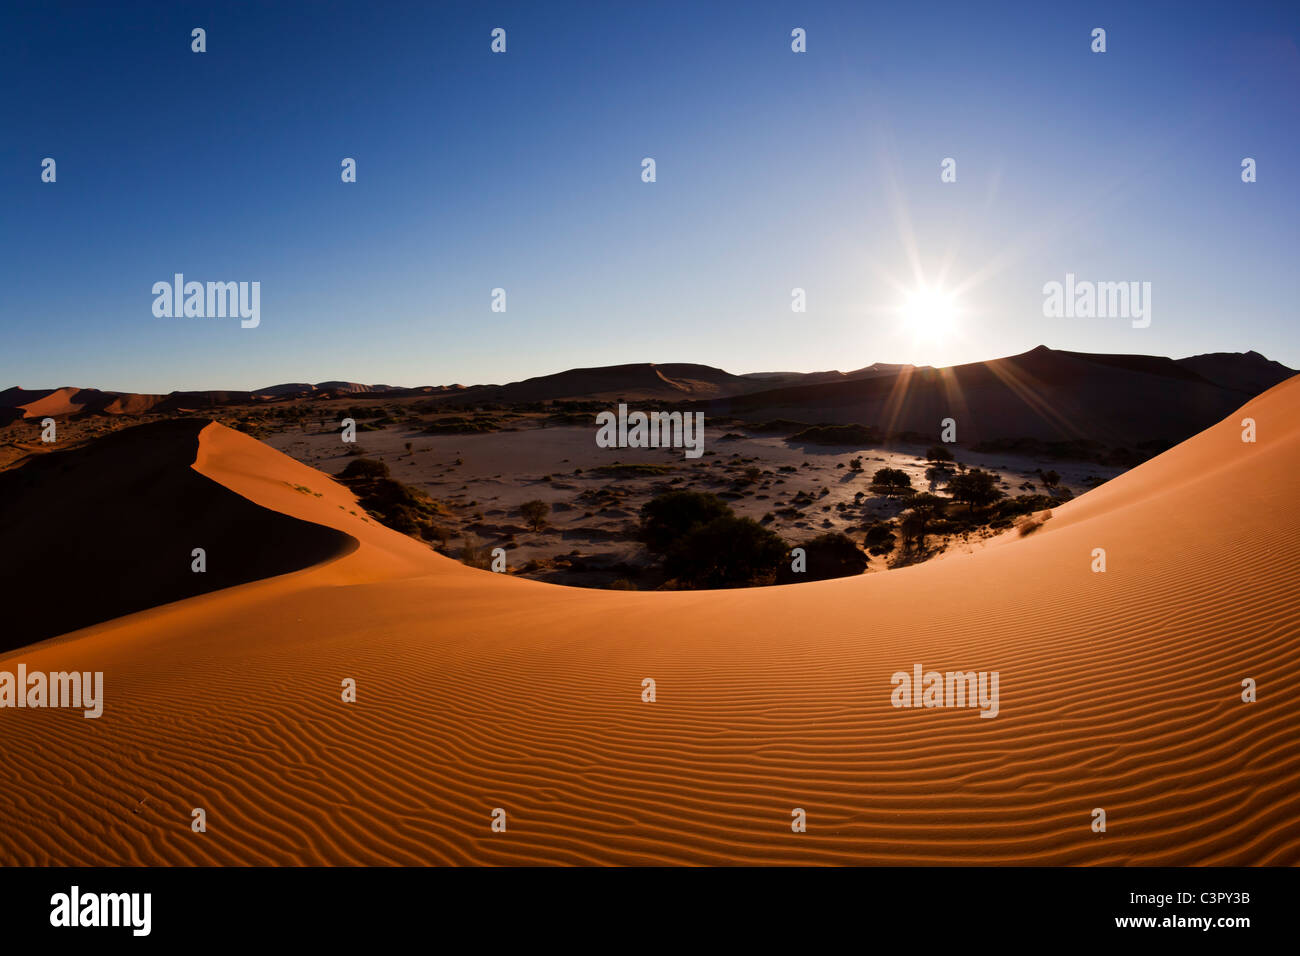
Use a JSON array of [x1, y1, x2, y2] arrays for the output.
[[0, 377, 1297, 865], [264, 419, 1123, 586]]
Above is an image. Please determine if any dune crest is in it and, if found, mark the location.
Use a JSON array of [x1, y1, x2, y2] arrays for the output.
[[1, 380, 1297, 865], [0, 420, 358, 650]]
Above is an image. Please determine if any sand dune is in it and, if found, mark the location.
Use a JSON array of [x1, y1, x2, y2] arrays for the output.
[[1, 378, 1297, 865], [0, 419, 355, 649], [703, 345, 1296, 445]]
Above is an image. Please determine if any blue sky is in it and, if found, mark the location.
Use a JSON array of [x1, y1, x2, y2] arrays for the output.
[[2, 0, 1296, 392]]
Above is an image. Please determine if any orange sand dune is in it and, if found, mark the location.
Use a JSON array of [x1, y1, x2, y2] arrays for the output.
[[1, 379, 1298, 865], [10, 386, 112, 419], [0, 420, 354, 648]]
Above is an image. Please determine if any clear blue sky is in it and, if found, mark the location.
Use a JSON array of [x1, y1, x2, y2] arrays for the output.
[[2, 0, 1296, 392]]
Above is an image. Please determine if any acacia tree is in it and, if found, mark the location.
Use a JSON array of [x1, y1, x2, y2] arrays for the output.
[[925, 463, 953, 487], [900, 493, 945, 552], [870, 467, 913, 497], [639, 491, 787, 587], [948, 468, 1003, 510], [519, 499, 550, 531]]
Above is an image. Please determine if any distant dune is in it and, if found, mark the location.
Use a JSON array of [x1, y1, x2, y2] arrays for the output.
[[428, 362, 848, 403], [3, 350, 1291, 448], [0, 374, 1296, 865], [0, 382, 416, 423], [699, 346, 1297, 445], [0, 386, 165, 424], [1175, 349, 1295, 395]]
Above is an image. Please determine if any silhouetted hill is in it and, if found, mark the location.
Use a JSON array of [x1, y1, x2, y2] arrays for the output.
[[694, 346, 1297, 445]]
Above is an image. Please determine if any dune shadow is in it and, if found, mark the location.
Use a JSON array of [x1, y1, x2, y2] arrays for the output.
[[0, 419, 356, 651]]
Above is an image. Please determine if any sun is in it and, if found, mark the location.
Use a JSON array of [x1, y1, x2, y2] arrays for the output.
[[901, 287, 957, 341]]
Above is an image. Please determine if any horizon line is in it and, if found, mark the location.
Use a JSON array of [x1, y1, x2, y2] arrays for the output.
[[1, 343, 1285, 397]]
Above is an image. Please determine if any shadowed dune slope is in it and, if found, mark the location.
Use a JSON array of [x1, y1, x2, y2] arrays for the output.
[[0, 379, 1298, 865], [0, 419, 356, 650], [702, 346, 1294, 445]]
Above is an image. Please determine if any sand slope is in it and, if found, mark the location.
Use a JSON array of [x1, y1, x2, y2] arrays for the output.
[[0, 420, 355, 649], [704, 345, 1294, 445], [1, 379, 1297, 865]]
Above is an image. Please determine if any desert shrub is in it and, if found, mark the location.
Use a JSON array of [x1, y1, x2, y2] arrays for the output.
[[900, 492, 946, 547], [338, 457, 390, 480], [594, 463, 676, 477], [750, 419, 811, 433], [864, 521, 897, 556], [422, 416, 504, 434], [638, 490, 787, 587], [925, 445, 955, 463], [385, 507, 421, 535], [993, 494, 1057, 519], [899, 510, 927, 551], [337, 463, 450, 542], [777, 532, 868, 583], [663, 515, 787, 588], [459, 535, 491, 569], [1017, 510, 1052, 536], [362, 478, 435, 512], [519, 499, 550, 531], [948, 468, 1004, 510], [421, 524, 452, 547], [864, 522, 892, 545], [639, 490, 732, 553], [870, 467, 913, 497]]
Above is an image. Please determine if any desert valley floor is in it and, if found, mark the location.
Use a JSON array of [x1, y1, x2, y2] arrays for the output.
[[1, 378, 1298, 865]]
